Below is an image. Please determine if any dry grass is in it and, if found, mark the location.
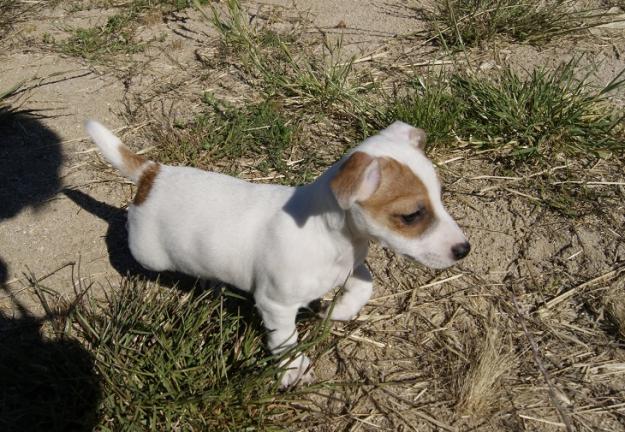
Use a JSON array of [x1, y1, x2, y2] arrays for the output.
[[423, 0, 615, 48], [456, 316, 515, 416], [604, 286, 625, 340]]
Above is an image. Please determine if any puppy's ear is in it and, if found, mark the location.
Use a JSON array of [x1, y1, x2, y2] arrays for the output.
[[382, 121, 427, 149], [330, 152, 380, 210]]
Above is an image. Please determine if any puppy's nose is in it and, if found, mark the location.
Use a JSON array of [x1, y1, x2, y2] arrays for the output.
[[451, 242, 471, 260]]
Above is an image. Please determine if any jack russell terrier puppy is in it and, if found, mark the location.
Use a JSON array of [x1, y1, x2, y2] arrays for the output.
[[85, 120, 470, 387]]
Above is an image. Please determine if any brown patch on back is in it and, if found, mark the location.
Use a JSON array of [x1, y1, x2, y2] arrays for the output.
[[361, 157, 435, 237], [134, 163, 161, 205], [120, 145, 146, 174], [330, 151, 374, 209]]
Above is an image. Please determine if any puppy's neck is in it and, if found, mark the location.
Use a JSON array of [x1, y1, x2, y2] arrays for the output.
[[284, 170, 365, 242]]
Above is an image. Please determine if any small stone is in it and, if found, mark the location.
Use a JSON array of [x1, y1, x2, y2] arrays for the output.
[[479, 60, 496, 71], [590, 12, 625, 36]]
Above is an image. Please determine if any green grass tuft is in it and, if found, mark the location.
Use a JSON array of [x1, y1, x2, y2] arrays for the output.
[[426, 0, 608, 48], [2, 270, 331, 431], [51, 278, 325, 431], [60, 13, 143, 60], [76, 280, 284, 431], [206, 0, 373, 118], [366, 61, 625, 159], [364, 75, 462, 148], [59, 0, 208, 60], [452, 62, 625, 158], [153, 95, 301, 179]]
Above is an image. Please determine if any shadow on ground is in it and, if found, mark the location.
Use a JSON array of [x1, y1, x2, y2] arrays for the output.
[[62, 188, 202, 291], [61, 189, 312, 321], [0, 107, 100, 431], [0, 108, 63, 286], [0, 288, 101, 432]]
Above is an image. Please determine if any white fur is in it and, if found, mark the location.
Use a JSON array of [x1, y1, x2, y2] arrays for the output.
[[85, 120, 146, 182], [86, 120, 469, 387]]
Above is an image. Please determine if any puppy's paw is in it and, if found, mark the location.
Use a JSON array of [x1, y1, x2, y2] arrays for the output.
[[319, 302, 358, 322], [279, 355, 314, 388]]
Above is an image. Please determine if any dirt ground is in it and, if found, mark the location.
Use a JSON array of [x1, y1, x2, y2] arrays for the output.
[[1, 1, 625, 431]]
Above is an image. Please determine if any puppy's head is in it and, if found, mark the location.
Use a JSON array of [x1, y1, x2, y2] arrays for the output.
[[330, 121, 470, 269]]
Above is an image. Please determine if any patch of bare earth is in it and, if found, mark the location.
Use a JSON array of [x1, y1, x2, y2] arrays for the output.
[[1, 1, 624, 431]]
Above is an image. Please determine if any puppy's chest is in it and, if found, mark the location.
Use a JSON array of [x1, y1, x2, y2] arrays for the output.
[[305, 249, 364, 299]]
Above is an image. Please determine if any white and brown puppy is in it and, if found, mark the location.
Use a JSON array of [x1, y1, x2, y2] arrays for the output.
[[85, 120, 470, 387]]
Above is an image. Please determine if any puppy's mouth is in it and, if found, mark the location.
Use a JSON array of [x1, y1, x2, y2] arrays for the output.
[[402, 253, 456, 269]]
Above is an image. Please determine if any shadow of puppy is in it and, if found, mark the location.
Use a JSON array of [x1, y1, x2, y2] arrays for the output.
[[62, 188, 201, 291], [61, 188, 295, 326]]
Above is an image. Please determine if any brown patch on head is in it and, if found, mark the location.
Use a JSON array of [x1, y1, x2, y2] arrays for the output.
[[360, 157, 435, 237], [134, 163, 160, 205], [120, 145, 146, 174], [330, 151, 378, 209]]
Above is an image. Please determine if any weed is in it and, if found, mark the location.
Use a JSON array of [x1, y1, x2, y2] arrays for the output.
[[61, 14, 143, 60], [452, 61, 625, 158], [363, 75, 462, 148], [456, 318, 515, 416], [8, 277, 329, 431], [0, 82, 22, 122], [426, 0, 608, 48], [207, 0, 373, 119], [364, 61, 625, 160], [206, 1, 624, 161], [60, 0, 208, 61], [153, 95, 301, 179], [74, 280, 286, 430], [0, 82, 42, 126]]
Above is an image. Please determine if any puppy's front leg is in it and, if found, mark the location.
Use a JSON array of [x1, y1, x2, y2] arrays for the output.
[[326, 264, 373, 321], [255, 299, 312, 388]]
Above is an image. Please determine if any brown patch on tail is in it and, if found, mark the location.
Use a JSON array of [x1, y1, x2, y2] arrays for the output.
[[361, 157, 435, 237], [120, 146, 147, 175], [134, 163, 161, 205]]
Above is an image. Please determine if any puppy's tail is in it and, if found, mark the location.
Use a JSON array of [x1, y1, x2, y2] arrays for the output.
[[85, 120, 150, 183]]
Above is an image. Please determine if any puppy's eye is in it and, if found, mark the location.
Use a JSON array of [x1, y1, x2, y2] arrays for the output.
[[400, 207, 426, 225]]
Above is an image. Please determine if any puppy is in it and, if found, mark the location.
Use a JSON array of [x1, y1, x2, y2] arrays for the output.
[[85, 120, 470, 387]]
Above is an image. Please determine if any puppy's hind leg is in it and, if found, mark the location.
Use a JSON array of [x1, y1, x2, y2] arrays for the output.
[[324, 264, 373, 321]]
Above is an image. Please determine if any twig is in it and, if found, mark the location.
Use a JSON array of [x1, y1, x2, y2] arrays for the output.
[[247, 174, 285, 181], [471, 175, 522, 180], [574, 401, 625, 414], [511, 294, 575, 432], [479, 165, 569, 193], [540, 265, 624, 312], [503, 187, 541, 202], [438, 156, 464, 165], [519, 414, 566, 428], [370, 273, 464, 303], [412, 410, 457, 432], [551, 180, 625, 186], [331, 329, 386, 348], [338, 52, 388, 66]]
